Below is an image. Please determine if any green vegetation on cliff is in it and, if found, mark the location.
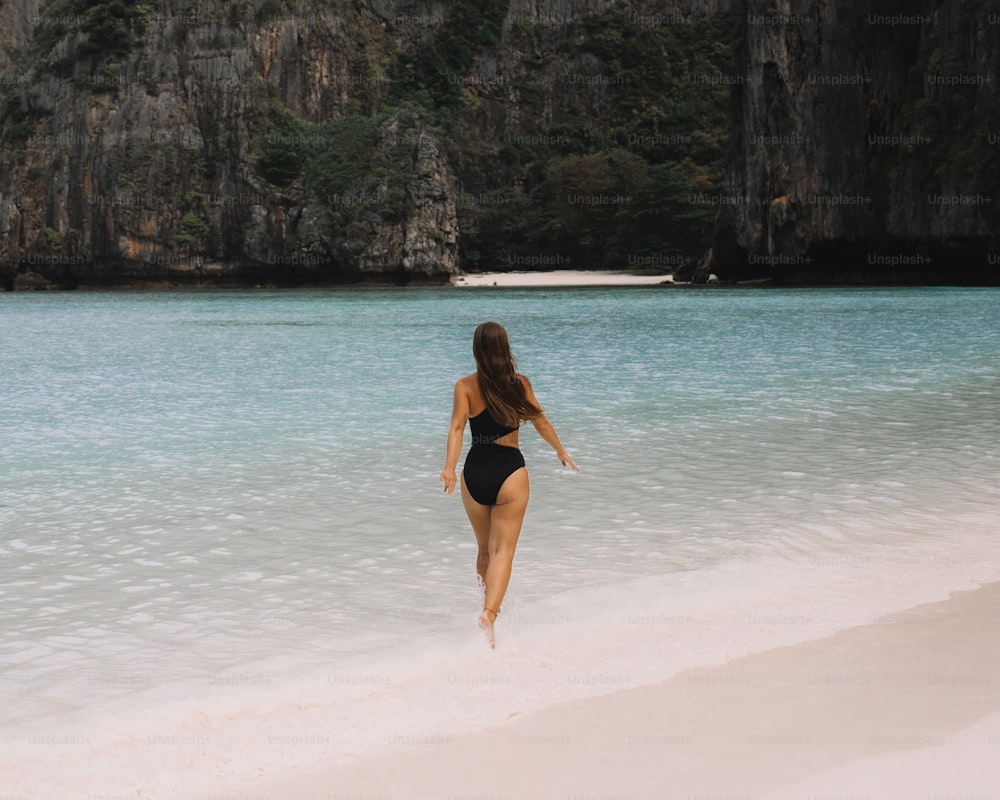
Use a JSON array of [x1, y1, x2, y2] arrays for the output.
[[390, 0, 509, 117], [240, 3, 741, 270], [0, 97, 46, 159], [253, 100, 409, 224], [36, 226, 65, 253], [452, 10, 743, 269], [35, 0, 153, 75]]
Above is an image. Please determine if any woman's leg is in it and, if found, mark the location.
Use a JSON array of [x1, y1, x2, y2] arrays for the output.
[[460, 473, 493, 591], [478, 468, 529, 647]]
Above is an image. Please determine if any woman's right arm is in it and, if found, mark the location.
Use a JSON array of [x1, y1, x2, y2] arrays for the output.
[[522, 377, 579, 472], [440, 380, 470, 494]]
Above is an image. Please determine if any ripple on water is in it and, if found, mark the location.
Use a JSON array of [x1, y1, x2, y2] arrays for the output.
[[0, 287, 998, 736]]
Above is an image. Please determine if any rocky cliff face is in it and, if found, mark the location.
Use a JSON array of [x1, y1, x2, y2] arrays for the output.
[[690, 0, 1000, 284], [1, 0, 465, 287], [3, 0, 995, 288], [1, 0, 748, 287]]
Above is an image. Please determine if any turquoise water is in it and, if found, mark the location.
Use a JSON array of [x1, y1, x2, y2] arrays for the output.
[[2, 286, 999, 797]]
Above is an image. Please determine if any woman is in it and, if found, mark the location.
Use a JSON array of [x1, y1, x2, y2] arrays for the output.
[[440, 321, 579, 648]]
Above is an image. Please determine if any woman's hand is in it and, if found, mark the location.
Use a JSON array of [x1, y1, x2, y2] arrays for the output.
[[440, 469, 458, 495], [558, 451, 580, 472]]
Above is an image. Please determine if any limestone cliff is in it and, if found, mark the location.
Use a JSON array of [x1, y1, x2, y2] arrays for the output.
[[0, 0, 746, 287], [3, 0, 996, 288], [688, 0, 1000, 284], [1, 0, 465, 287]]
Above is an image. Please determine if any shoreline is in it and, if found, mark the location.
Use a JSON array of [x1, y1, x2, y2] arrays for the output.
[[4, 269, 675, 291], [451, 269, 675, 287], [10, 269, 1000, 290], [244, 580, 1000, 800]]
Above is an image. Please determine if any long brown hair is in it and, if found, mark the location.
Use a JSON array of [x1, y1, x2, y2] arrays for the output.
[[473, 321, 543, 427]]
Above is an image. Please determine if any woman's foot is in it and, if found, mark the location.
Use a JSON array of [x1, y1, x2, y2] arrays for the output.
[[478, 607, 498, 649]]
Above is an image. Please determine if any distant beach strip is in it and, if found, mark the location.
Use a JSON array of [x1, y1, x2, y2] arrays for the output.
[[451, 269, 675, 287]]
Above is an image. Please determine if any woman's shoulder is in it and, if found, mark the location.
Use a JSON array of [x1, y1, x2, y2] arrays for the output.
[[455, 373, 480, 400]]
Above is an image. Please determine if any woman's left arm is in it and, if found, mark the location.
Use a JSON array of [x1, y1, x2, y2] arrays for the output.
[[440, 381, 469, 495]]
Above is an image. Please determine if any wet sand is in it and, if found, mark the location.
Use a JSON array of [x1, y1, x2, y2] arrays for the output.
[[240, 581, 1000, 800]]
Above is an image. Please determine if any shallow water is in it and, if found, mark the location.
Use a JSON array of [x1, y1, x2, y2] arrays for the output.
[[1, 286, 998, 797]]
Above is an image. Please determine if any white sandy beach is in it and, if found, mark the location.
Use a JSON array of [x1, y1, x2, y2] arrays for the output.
[[451, 269, 675, 287], [238, 580, 1000, 800]]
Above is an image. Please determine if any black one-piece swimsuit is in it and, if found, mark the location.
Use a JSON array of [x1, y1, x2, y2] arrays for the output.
[[463, 409, 526, 506]]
